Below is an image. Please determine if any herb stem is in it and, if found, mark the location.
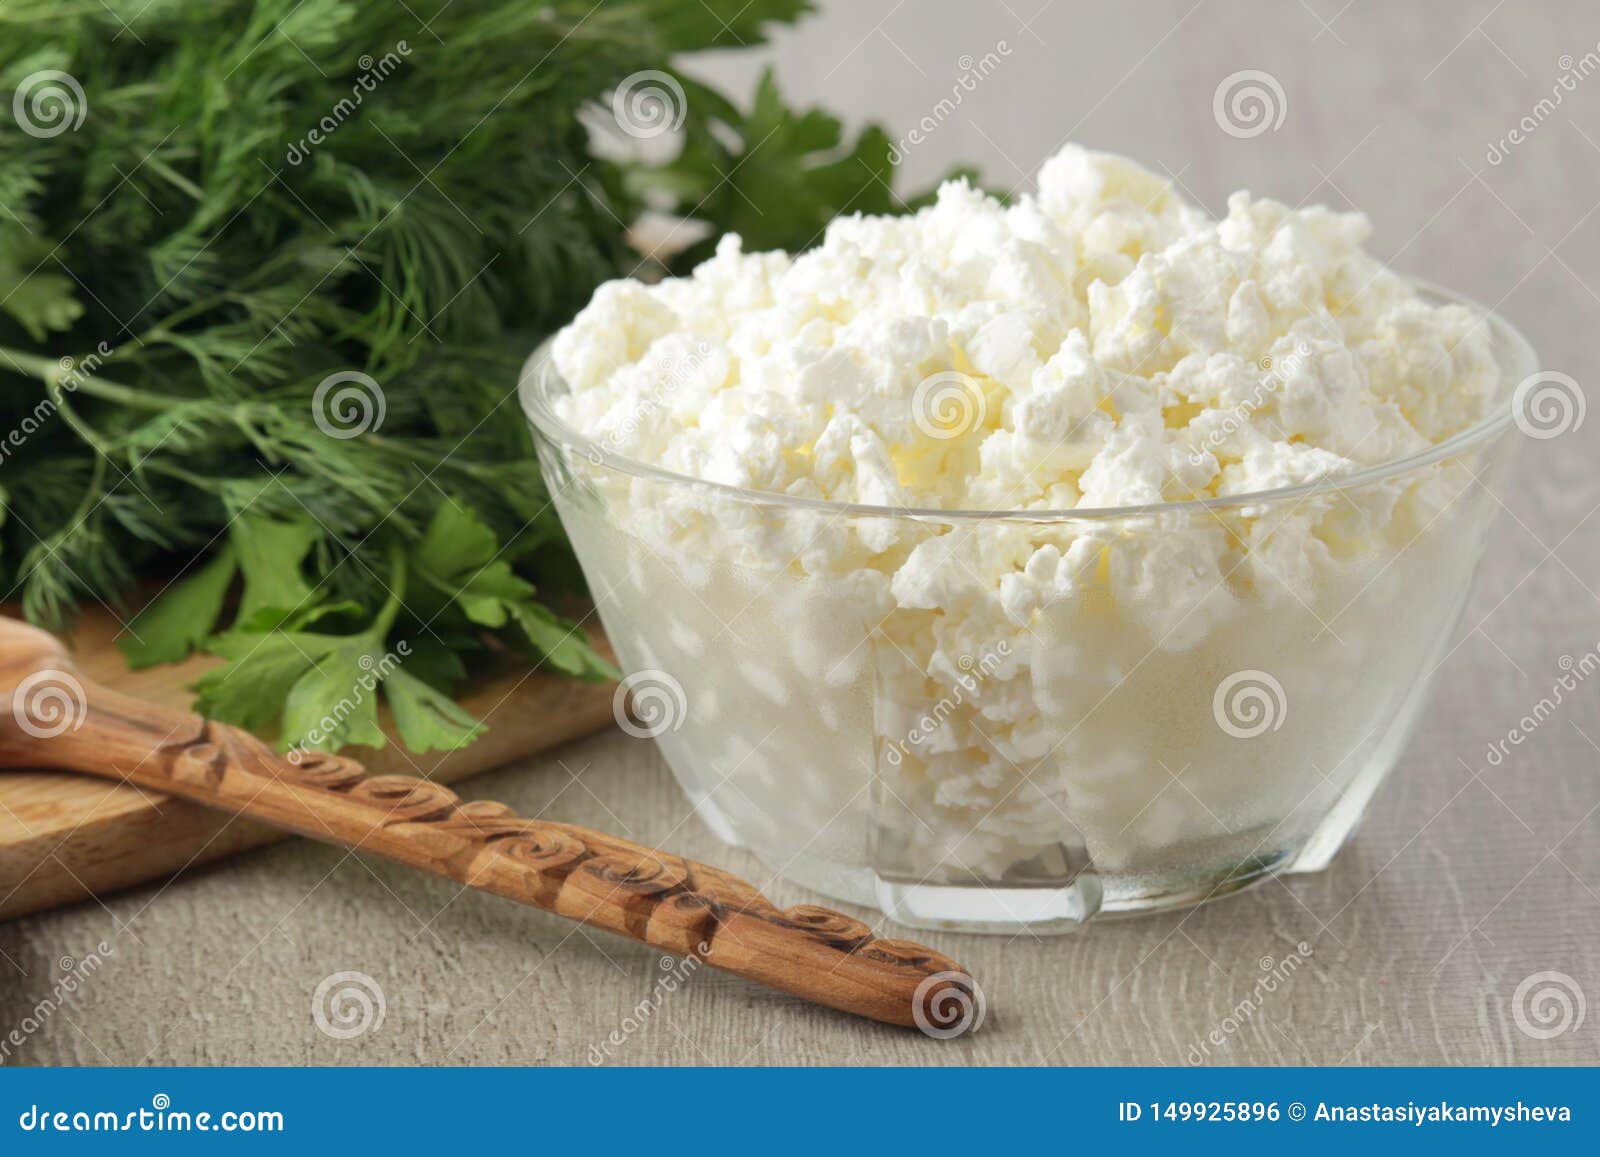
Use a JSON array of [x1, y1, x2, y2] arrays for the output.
[[371, 541, 408, 640], [143, 155, 205, 202], [0, 345, 70, 386], [0, 343, 182, 409], [147, 462, 225, 492]]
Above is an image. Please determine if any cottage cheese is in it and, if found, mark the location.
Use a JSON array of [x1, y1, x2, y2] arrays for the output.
[[543, 145, 1509, 908]]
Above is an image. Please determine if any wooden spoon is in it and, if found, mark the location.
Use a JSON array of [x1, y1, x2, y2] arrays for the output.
[[0, 617, 977, 1029]]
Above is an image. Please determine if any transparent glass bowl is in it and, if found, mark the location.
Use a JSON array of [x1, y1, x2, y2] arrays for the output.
[[520, 286, 1535, 934]]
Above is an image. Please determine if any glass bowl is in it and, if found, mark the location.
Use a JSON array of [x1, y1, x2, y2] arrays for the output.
[[519, 285, 1536, 934]]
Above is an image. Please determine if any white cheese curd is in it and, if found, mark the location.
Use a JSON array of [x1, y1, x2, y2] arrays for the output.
[[540, 145, 1518, 918]]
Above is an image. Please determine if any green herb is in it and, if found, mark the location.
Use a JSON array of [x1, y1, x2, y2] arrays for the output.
[[0, 0, 961, 754], [643, 68, 982, 264]]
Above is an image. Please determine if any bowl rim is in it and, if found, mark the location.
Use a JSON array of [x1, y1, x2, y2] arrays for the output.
[[518, 279, 1539, 525]]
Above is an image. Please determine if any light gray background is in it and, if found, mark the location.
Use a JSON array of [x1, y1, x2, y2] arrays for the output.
[[4, 0, 1597, 1066]]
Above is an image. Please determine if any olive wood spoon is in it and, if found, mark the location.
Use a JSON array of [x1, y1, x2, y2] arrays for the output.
[[0, 616, 976, 1029]]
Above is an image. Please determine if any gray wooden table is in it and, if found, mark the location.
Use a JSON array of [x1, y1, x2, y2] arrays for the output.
[[4, 0, 1597, 1065]]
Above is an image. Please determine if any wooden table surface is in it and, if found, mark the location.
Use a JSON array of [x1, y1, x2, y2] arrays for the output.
[[3, 0, 1597, 1065]]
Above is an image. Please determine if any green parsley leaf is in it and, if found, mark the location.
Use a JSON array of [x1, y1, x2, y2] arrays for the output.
[[0, 233, 83, 342], [639, 69, 982, 267], [191, 633, 322, 733], [412, 500, 536, 628], [507, 599, 618, 683], [280, 642, 389, 753], [119, 547, 238, 669], [232, 515, 322, 629], [413, 502, 617, 681], [384, 667, 486, 753]]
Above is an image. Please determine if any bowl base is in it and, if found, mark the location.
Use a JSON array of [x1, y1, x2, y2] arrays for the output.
[[872, 874, 1103, 934], [1093, 849, 1297, 918], [750, 843, 1304, 934]]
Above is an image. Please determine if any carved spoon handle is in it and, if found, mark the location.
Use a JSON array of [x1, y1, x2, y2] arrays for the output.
[[0, 658, 975, 1029]]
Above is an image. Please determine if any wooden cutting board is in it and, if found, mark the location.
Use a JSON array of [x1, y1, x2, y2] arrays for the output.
[[0, 607, 617, 921]]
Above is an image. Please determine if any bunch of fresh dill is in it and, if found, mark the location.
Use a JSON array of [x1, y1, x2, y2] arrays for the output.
[[0, 0, 961, 754]]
